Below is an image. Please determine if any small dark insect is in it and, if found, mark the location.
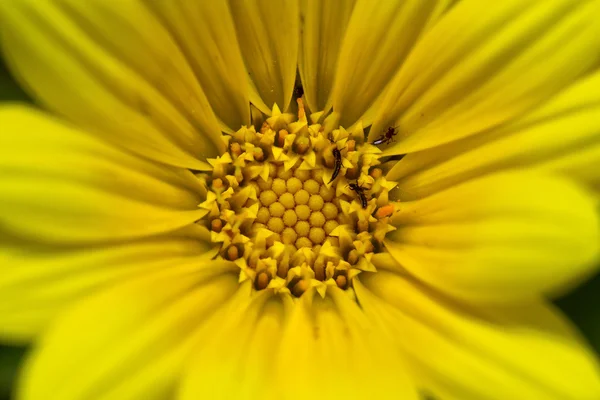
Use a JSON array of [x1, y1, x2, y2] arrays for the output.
[[327, 135, 342, 184], [328, 147, 342, 184], [372, 126, 397, 145], [347, 182, 368, 208]]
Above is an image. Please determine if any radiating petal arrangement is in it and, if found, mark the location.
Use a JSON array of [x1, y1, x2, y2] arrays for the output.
[[1, 0, 600, 399]]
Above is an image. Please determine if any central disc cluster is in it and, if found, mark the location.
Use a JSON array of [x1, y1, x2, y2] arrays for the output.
[[198, 101, 398, 298], [253, 166, 343, 250]]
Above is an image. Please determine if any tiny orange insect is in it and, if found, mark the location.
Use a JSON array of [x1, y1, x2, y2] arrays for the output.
[[375, 204, 395, 218]]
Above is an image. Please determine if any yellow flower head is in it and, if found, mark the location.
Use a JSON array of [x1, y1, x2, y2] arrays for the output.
[[1, 0, 600, 399], [200, 101, 396, 297]]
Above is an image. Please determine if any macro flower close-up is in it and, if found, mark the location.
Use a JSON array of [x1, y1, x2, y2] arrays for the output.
[[2, 0, 600, 399]]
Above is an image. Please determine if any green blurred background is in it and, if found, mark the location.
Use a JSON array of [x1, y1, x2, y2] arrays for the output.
[[1, 55, 599, 400]]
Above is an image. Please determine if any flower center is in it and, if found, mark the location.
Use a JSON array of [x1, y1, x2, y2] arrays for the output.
[[197, 100, 398, 298]]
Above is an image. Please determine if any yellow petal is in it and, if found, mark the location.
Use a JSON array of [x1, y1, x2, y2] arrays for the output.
[[298, 0, 356, 113], [16, 260, 238, 400], [386, 172, 600, 302], [0, 237, 211, 344], [147, 1, 251, 131], [179, 289, 289, 400], [229, 0, 299, 112], [0, 0, 225, 168], [332, 0, 458, 126], [0, 106, 206, 243], [275, 288, 419, 400], [356, 273, 600, 400], [388, 68, 600, 200], [371, 0, 600, 153]]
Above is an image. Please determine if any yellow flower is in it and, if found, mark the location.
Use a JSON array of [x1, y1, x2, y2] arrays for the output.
[[1, 0, 600, 399]]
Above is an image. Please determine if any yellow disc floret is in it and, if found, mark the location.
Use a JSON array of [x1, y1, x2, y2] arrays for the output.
[[308, 194, 324, 211], [286, 177, 303, 194], [294, 168, 311, 182], [267, 217, 285, 233], [295, 220, 310, 237], [279, 192, 295, 209], [259, 190, 277, 206], [303, 179, 320, 195], [256, 207, 270, 224], [295, 204, 311, 221], [269, 202, 285, 218], [277, 165, 293, 180], [296, 237, 312, 249], [272, 178, 287, 196], [282, 227, 298, 245], [309, 211, 326, 228], [294, 189, 310, 205], [322, 203, 339, 220], [319, 185, 336, 202], [309, 227, 326, 244], [324, 219, 339, 235], [283, 209, 298, 227]]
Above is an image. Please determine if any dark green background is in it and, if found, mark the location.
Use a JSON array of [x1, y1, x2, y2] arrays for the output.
[[1, 55, 599, 400]]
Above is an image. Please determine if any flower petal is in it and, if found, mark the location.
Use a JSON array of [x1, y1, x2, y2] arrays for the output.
[[298, 0, 356, 113], [370, 0, 600, 153], [0, 106, 206, 243], [16, 260, 239, 400], [388, 68, 600, 200], [332, 0, 457, 126], [356, 273, 600, 400], [275, 289, 419, 400], [178, 289, 289, 400], [0, 237, 210, 344], [0, 0, 225, 168], [229, 0, 299, 113], [180, 287, 419, 400], [385, 172, 600, 302], [147, 0, 251, 130]]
